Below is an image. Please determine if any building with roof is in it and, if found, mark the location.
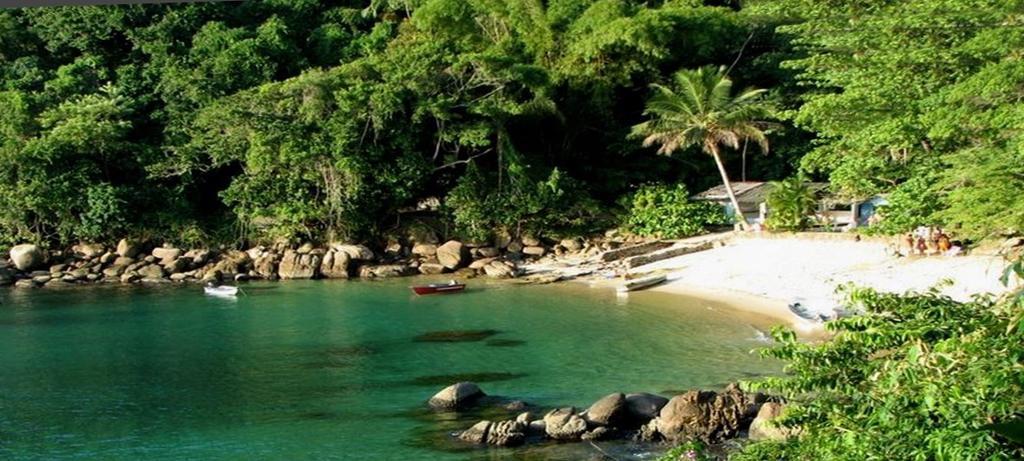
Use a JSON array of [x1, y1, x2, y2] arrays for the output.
[[692, 181, 881, 230]]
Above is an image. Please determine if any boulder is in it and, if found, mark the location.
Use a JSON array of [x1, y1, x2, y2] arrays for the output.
[[10, 244, 44, 271], [625, 392, 669, 424], [581, 426, 612, 441], [522, 246, 546, 257], [411, 243, 438, 257], [32, 274, 52, 284], [103, 265, 127, 277], [152, 247, 182, 261], [99, 252, 117, 265], [487, 419, 527, 446], [384, 240, 404, 257], [583, 392, 628, 427], [506, 241, 523, 253], [138, 264, 165, 279], [169, 273, 190, 282], [120, 271, 140, 283], [418, 263, 446, 275], [468, 257, 497, 270], [49, 263, 67, 274], [296, 242, 315, 254], [72, 243, 105, 259], [543, 407, 588, 440], [162, 257, 191, 274], [560, 238, 583, 252], [253, 253, 279, 279], [14, 278, 37, 288], [428, 382, 485, 410], [749, 402, 798, 441], [359, 264, 415, 278], [113, 256, 135, 266], [116, 238, 142, 258], [68, 268, 89, 280], [436, 240, 469, 269], [210, 250, 252, 275], [521, 235, 541, 246], [331, 244, 374, 261], [320, 250, 351, 279], [458, 420, 491, 444], [278, 250, 322, 279], [477, 247, 500, 258], [184, 249, 211, 266], [483, 260, 517, 278], [652, 389, 746, 443], [494, 229, 513, 249]]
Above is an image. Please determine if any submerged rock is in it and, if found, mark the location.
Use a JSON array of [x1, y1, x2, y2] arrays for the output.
[[413, 329, 499, 343], [428, 382, 485, 410], [411, 372, 525, 386], [458, 420, 491, 444]]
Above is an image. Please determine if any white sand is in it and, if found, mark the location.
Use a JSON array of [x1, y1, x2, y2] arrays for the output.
[[631, 237, 1013, 330]]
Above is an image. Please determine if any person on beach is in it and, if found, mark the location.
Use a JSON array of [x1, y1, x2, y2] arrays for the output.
[[916, 236, 928, 255], [937, 230, 952, 253], [903, 233, 915, 255]]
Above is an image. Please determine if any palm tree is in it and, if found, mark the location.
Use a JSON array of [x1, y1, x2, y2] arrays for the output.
[[631, 66, 772, 230]]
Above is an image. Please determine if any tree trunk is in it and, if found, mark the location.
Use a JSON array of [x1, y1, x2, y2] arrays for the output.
[[711, 147, 749, 231]]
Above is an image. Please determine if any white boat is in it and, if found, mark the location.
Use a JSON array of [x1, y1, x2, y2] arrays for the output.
[[204, 285, 239, 297], [616, 274, 667, 293], [788, 297, 839, 322]]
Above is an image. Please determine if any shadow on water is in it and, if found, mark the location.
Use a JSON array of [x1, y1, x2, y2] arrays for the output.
[[409, 372, 527, 386], [413, 329, 500, 343], [485, 339, 526, 347]]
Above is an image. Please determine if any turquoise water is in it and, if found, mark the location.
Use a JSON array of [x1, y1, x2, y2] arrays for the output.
[[0, 279, 780, 460]]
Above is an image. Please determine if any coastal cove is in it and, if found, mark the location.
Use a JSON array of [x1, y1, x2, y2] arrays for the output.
[[0, 279, 782, 460]]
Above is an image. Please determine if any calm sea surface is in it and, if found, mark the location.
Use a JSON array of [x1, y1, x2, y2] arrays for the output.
[[0, 279, 781, 460]]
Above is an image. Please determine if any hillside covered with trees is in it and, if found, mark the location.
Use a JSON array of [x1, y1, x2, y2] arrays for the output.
[[0, 0, 1019, 247]]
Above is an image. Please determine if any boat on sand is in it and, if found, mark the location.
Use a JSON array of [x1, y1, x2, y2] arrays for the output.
[[616, 274, 667, 293]]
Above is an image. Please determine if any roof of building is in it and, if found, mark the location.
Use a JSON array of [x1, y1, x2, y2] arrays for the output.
[[693, 181, 831, 204]]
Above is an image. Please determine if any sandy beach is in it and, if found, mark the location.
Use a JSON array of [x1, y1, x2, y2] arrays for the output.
[[624, 235, 1012, 330]]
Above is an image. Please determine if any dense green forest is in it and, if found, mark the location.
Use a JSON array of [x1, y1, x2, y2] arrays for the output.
[[0, 0, 1019, 247]]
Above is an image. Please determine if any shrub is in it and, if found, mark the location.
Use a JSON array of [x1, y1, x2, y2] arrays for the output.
[[78, 184, 126, 241], [735, 278, 1024, 461], [765, 176, 816, 231], [625, 184, 726, 238]]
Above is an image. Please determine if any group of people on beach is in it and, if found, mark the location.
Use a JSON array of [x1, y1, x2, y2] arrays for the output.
[[899, 226, 960, 257]]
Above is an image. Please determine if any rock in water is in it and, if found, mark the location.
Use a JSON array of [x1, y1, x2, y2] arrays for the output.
[[749, 402, 798, 441], [10, 244, 44, 271], [625, 392, 669, 425], [543, 407, 587, 440], [278, 250, 321, 279], [320, 249, 350, 279], [487, 419, 527, 446], [428, 382, 485, 410], [458, 420, 492, 444], [584, 392, 628, 427], [653, 389, 746, 443], [436, 240, 468, 269]]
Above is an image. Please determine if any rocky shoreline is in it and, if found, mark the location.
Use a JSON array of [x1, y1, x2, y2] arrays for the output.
[[0, 230, 682, 289], [427, 381, 794, 452]]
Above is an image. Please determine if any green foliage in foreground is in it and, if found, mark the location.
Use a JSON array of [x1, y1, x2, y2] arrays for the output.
[[625, 184, 726, 238], [734, 280, 1024, 460], [764, 176, 814, 231]]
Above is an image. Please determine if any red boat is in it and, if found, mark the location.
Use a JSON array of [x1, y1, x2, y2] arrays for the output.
[[411, 281, 466, 295]]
